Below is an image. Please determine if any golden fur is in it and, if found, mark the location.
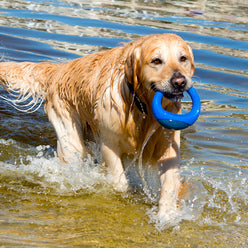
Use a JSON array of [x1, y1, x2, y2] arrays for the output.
[[0, 33, 195, 216]]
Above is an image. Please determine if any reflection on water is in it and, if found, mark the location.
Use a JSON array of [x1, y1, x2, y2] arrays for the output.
[[0, 0, 247, 247]]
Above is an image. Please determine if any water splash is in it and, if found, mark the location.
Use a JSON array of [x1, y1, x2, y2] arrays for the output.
[[145, 156, 248, 231], [147, 179, 207, 231], [1, 139, 247, 231], [0, 143, 111, 194]]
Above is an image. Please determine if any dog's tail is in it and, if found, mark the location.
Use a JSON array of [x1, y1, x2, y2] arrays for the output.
[[0, 61, 59, 112]]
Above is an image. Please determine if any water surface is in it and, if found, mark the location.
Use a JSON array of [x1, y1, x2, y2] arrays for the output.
[[0, 0, 247, 247]]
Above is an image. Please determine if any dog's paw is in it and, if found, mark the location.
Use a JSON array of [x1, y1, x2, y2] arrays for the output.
[[113, 182, 128, 192], [112, 175, 129, 192], [150, 180, 207, 230], [151, 204, 180, 230]]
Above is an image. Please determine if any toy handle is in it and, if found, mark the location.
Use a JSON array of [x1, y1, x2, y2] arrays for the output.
[[152, 87, 201, 130]]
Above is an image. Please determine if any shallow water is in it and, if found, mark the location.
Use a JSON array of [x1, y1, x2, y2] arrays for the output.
[[0, 0, 248, 247]]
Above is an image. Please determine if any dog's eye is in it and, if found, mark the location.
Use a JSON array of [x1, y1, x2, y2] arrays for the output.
[[151, 58, 162, 65], [180, 56, 187, 62]]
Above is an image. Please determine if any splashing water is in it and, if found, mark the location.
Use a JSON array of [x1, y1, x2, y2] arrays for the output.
[[0, 142, 111, 194], [180, 159, 248, 229], [147, 174, 208, 230], [0, 139, 207, 229], [0, 137, 248, 234]]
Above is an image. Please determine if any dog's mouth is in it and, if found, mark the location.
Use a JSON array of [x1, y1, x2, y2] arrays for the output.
[[151, 83, 184, 102], [163, 92, 184, 102]]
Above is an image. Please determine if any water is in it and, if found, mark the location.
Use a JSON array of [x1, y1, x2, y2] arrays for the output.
[[0, 0, 247, 247]]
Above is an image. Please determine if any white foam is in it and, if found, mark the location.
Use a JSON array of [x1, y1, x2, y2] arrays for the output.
[[0, 138, 15, 145], [0, 144, 111, 194]]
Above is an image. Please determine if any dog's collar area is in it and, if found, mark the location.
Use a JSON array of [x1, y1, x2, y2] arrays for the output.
[[128, 82, 148, 115]]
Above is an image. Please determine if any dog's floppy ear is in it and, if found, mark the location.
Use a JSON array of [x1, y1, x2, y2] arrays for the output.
[[125, 46, 141, 91], [187, 44, 195, 77]]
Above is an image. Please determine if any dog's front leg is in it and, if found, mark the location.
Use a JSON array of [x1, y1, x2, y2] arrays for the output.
[[157, 139, 181, 217], [158, 160, 181, 217], [101, 143, 128, 191]]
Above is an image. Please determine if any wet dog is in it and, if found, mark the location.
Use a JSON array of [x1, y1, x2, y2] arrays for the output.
[[0, 33, 195, 217]]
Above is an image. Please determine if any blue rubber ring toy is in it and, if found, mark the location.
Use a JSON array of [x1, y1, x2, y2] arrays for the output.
[[152, 87, 201, 130]]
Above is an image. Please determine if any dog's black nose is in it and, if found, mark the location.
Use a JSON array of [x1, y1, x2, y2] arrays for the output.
[[171, 72, 186, 91]]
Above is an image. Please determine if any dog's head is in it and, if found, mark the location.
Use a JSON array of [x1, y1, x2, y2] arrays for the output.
[[125, 33, 195, 102]]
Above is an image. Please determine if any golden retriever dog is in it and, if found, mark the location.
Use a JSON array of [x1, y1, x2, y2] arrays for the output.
[[0, 33, 195, 217]]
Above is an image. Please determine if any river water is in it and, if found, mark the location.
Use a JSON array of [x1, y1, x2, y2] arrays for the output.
[[0, 0, 247, 247]]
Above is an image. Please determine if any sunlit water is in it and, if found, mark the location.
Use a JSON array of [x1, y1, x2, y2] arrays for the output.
[[0, 0, 247, 247]]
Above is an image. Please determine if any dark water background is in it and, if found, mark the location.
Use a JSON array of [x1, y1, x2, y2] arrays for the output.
[[0, 0, 247, 247]]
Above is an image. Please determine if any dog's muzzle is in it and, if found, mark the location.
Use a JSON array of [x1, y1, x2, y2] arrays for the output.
[[166, 71, 187, 102], [151, 71, 189, 102]]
